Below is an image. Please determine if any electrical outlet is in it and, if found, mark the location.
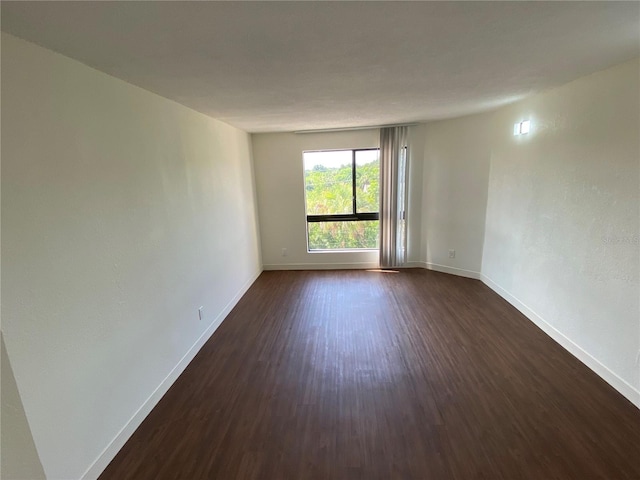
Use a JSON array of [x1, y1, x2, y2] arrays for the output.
[[282, 248, 288, 257], [448, 249, 456, 259], [198, 306, 204, 321]]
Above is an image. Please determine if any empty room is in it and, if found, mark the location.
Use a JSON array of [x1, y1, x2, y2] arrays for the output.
[[1, 2, 639, 479]]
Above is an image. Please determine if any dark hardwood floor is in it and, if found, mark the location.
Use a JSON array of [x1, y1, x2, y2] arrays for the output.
[[100, 269, 640, 480]]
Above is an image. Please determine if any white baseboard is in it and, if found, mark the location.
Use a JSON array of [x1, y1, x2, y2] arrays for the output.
[[409, 261, 482, 280], [405, 261, 426, 269], [80, 268, 263, 480], [480, 273, 640, 409], [263, 261, 481, 278], [263, 262, 379, 270]]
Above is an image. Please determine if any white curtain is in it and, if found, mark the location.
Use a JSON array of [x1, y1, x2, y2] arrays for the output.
[[379, 126, 408, 268]]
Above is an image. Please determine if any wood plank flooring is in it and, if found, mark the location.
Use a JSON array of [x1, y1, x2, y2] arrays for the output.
[[100, 269, 640, 480]]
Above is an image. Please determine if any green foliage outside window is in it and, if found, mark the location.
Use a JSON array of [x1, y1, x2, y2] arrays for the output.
[[304, 155, 379, 250], [307, 220, 379, 250]]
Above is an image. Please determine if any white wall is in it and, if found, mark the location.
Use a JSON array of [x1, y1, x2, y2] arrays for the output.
[[252, 130, 379, 269], [1, 33, 262, 479], [419, 115, 492, 278], [1, 334, 46, 480], [405, 126, 426, 265], [481, 58, 640, 405], [252, 128, 425, 270]]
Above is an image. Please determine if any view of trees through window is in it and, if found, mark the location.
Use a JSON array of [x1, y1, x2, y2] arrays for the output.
[[303, 149, 380, 250]]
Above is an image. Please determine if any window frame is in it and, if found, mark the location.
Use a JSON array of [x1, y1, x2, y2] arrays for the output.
[[304, 147, 380, 224]]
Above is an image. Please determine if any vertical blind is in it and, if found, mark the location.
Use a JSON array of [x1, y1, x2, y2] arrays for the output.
[[379, 126, 408, 268]]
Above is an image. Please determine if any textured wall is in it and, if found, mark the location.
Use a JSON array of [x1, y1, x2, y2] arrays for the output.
[[1, 33, 262, 479], [420, 115, 492, 277], [1, 334, 46, 480], [252, 130, 380, 269], [252, 128, 425, 269], [482, 59, 639, 403]]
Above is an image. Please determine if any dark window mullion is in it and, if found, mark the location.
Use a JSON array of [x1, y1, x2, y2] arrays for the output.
[[352, 149, 357, 215], [307, 213, 379, 222]]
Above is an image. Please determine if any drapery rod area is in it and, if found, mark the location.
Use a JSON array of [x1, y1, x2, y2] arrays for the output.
[[293, 123, 418, 134]]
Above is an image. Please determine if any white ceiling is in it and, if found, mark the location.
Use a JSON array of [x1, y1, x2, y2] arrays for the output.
[[2, 1, 639, 133]]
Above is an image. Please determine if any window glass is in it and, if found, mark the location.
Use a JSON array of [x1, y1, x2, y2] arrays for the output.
[[303, 148, 380, 251], [307, 221, 379, 250], [303, 150, 353, 216], [355, 149, 379, 213]]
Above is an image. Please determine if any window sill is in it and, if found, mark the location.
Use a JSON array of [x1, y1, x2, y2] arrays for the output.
[[307, 249, 379, 254]]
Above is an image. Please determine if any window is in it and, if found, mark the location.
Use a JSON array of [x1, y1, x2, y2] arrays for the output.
[[303, 149, 380, 250]]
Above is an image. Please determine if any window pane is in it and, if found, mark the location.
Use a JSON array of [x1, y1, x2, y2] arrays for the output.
[[304, 150, 353, 215], [355, 149, 379, 213], [307, 221, 379, 250]]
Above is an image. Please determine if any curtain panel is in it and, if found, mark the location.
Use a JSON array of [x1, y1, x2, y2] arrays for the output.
[[379, 126, 408, 268]]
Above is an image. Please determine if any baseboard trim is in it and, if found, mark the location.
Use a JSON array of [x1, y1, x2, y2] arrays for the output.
[[410, 261, 482, 280], [263, 262, 379, 270], [80, 268, 263, 480], [480, 273, 640, 409], [262, 261, 481, 277]]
